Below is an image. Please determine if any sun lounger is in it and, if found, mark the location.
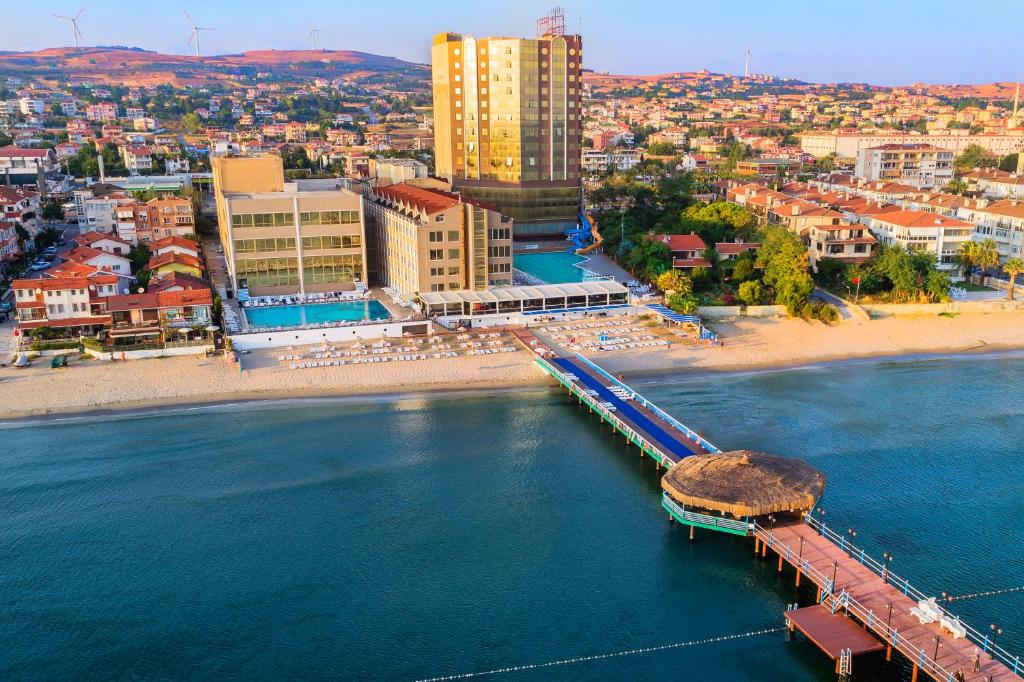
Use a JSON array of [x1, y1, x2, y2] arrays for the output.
[[940, 615, 966, 639], [910, 598, 942, 624]]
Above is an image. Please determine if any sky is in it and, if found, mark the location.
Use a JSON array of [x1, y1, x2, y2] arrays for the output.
[[15, 0, 1023, 86]]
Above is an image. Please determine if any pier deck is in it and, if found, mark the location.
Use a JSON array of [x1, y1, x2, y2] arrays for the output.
[[757, 521, 1018, 681]]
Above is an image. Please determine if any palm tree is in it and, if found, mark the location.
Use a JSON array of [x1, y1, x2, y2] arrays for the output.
[[956, 240, 977, 282], [1003, 257, 1024, 301], [974, 238, 1001, 286]]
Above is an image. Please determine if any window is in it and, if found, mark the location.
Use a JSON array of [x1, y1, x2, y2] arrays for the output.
[[429, 249, 443, 261], [448, 266, 460, 276], [299, 210, 360, 226], [430, 267, 444, 277], [300, 235, 361, 250], [489, 245, 511, 258], [235, 257, 300, 287], [447, 230, 460, 241], [435, 214, 445, 223], [234, 237, 295, 253], [447, 248, 460, 259], [302, 254, 363, 284], [428, 231, 443, 243]]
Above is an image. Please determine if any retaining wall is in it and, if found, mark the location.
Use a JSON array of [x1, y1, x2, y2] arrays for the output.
[[229, 320, 435, 350]]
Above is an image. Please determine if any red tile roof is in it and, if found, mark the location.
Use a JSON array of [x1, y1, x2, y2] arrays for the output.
[[372, 183, 460, 216], [649, 233, 707, 252], [148, 272, 210, 292], [146, 251, 204, 271], [869, 210, 973, 229], [151, 235, 200, 253], [76, 231, 131, 248], [17, 315, 112, 330], [0, 186, 39, 203], [715, 242, 760, 255], [0, 145, 49, 158], [672, 257, 713, 269]]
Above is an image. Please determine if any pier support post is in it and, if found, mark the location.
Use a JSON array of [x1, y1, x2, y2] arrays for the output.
[[754, 538, 760, 555], [795, 568, 801, 587], [668, 513, 674, 525], [910, 661, 918, 682], [885, 645, 892, 662], [777, 554, 783, 573], [761, 541, 767, 558], [816, 586, 822, 603], [689, 525, 695, 543]]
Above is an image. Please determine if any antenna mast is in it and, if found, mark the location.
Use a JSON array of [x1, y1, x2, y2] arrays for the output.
[[537, 7, 566, 37]]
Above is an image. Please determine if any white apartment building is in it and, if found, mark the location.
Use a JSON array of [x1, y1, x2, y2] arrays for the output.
[[854, 144, 954, 189], [581, 149, 643, 173], [861, 210, 973, 275], [18, 97, 45, 115], [802, 130, 1024, 160], [957, 199, 1024, 261]]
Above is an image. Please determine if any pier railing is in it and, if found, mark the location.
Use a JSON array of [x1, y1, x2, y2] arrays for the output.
[[756, 521, 1022, 679], [535, 357, 676, 469], [801, 514, 1023, 675], [571, 353, 720, 453], [663, 494, 750, 533], [753, 522, 964, 682]]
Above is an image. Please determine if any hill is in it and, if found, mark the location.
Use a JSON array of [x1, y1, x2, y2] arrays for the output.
[[0, 46, 427, 87]]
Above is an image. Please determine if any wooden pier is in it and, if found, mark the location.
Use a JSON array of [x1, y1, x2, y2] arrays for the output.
[[519, 330, 1021, 681], [757, 519, 1020, 681]]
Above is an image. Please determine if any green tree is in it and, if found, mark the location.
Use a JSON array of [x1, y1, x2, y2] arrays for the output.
[[730, 252, 756, 282], [943, 178, 968, 195], [737, 280, 765, 306], [1003, 257, 1024, 300], [655, 270, 692, 295], [998, 153, 1019, 173], [973, 238, 1000, 285], [665, 291, 699, 315], [756, 227, 813, 314], [956, 240, 977, 281], [646, 141, 676, 156], [181, 112, 202, 134], [41, 199, 63, 222], [955, 144, 996, 170]]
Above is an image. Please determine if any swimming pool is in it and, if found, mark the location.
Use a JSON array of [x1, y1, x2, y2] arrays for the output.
[[514, 251, 593, 283], [244, 300, 390, 328]]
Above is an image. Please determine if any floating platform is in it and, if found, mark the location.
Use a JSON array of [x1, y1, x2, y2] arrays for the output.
[[786, 605, 885, 659]]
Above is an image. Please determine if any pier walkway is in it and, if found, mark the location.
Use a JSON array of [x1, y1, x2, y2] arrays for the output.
[[756, 518, 1020, 681], [516, 325, 1020, 681]]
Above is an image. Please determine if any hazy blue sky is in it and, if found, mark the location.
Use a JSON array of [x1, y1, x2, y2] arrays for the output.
[[17, 0, 1022, 85]]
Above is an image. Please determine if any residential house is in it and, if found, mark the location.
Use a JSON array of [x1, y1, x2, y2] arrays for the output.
[[145, 251, 204, 278], [714, 241, 759, 260], [75, 231, 132, 256], [12, 274, 119, 334], [854, 144, 955, 190], [804, 223, 876, 269], [648, 234, 711, 270], [105, 289, 213, 346], [0, 186, 40, 236], [0, 219, 19, 263], [121, 145, 153, 173], [0, 146, 57, 185]]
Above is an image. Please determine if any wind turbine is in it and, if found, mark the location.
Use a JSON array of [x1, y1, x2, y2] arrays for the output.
[[310, 28, 322, 51], [185, 11, 214, 58], [53, 6, 86, 49]]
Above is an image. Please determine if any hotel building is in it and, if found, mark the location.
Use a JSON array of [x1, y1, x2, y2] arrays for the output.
[[854, 144, 954, 190], [363, 182, 513, 297], [431, 30, 583, 237], [212, 155, 368, 297]]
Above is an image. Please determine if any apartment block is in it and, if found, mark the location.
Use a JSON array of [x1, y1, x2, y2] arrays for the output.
[[432, 30, 583, 235], [862, 210, 973, 274], [363, 182, 513, 297], [854, 144, 954, 189], [212, 155, 368, 297]]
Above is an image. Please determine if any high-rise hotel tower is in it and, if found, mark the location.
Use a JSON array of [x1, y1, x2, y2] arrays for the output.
[[431, 28, 583, 237]]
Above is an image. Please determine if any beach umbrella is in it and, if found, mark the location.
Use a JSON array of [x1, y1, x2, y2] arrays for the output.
[[205, 325, 220, 332]]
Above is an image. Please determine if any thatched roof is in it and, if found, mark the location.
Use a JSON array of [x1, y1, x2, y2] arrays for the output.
[[661, 450, 825, 518]]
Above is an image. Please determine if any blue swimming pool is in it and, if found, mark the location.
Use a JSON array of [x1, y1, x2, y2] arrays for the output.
[[245, 300, 390, 328], [514, 251, 593, 283]]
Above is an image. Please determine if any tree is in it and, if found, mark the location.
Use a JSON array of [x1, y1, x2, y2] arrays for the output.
[[737, 280, 765, 306], [973, 238, 1000, 285], [998, 153, 1019, 173], [646, 141, 676, 156], [730, 252, 756, 282], [757, 227, 814, 314], [955, 144, 996, 170], [41, 199, 63, 222], [181, 112, 202, 134], [956, 241, 977, 281], [655, 270, 692, 295], [1003, 257, 1024, 300], [943, 178, 968, 195], [665, 291, 699, 315]]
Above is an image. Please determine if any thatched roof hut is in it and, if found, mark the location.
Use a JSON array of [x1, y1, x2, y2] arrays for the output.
[[661, 450, 825, 518]]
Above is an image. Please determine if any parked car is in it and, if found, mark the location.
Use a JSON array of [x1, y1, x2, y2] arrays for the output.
[[29, 259, 50, 271]]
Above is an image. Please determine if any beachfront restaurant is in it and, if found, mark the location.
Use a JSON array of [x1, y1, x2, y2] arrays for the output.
[[418, 281, 630, 318]]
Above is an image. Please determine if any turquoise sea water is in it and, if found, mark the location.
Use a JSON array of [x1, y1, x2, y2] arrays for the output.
[[514, 252, 591, 283], [244, 300, 390, 328], [2, 355, 1023, 680]]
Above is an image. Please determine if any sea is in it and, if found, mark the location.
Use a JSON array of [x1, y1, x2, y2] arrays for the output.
[[1, 354, 1022, 681]]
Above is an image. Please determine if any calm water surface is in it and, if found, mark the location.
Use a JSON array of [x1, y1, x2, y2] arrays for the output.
[[1, 356, 1022, 681]]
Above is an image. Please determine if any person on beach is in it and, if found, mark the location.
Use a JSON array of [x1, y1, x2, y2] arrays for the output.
[[972, 650, 981, 672]]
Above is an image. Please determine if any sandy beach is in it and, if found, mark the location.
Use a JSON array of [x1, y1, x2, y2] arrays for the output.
[[3, 311, 1023, 420]]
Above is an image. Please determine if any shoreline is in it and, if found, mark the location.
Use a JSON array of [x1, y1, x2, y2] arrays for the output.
[[5, 343, 1024, 425]]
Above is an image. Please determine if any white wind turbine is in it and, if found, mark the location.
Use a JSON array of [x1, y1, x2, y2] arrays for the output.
[[53, 6, 86, 49], [310, 28, 322, 51], [185, 11, 214, 58]]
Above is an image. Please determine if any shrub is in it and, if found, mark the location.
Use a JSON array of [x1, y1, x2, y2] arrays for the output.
[[737, 280, 765, 306], [800, 301, 839, 323]]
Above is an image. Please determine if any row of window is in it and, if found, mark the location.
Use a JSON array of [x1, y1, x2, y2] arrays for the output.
[[489, 228, 511, 241], [236, 254, 364, 287], [488, 262, 512, 274], [428, 230, 462, 243], [231, 210, 361, 229], [428, 248, 461, 261], [429, 266, 461, 277], [302, 235, 362, 250], [488, 245, 511, 258]]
